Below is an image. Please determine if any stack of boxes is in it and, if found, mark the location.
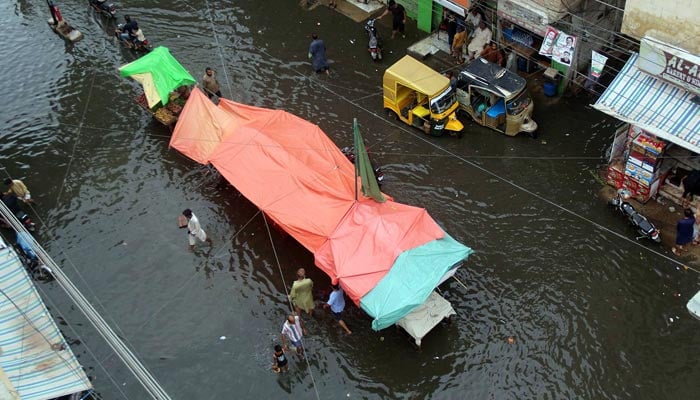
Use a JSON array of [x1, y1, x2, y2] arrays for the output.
[[623, 131, 666, 202]]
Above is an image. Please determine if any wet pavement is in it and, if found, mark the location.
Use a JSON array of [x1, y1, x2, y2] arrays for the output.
[[1, 0, 699, 398]]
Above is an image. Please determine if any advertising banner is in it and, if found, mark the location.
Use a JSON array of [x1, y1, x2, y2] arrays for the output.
[[591, 50, 608, 78], [538, 26, 576, 66]]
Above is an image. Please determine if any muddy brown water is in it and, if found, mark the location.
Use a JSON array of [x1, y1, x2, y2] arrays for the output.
[[1, 1, 698, 398]]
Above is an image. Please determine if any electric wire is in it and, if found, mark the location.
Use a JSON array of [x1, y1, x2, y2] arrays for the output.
[[0, 248, 93, 396], [35, 284, 127, 400], [2, 72, 169, 395], [0, 210, 133, 400], [202, 0, 234, 98], [1, 69, 164, 397], [134, 208, 262, 333], [242, 32, 700, 275], [5, 8, 696, 396], [2, 2, 689, 399], [262, 212, 322, 400], [0, 204, 172, 399]]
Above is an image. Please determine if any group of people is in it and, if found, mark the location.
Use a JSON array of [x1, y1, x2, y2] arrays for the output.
[[673, 170, 700, 255], [444, 8, 503, 66], [176, 211, 351, 373], [307, 0, 408, 77], [275, 268, 352, 372]]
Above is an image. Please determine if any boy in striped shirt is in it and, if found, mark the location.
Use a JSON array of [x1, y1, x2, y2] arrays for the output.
[[281, 314, 307, 358]]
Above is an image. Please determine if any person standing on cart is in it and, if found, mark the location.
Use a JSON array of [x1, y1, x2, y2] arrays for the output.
[[202, 67, 222, 99]]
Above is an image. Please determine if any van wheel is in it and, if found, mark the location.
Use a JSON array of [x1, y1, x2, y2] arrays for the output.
[[385, 108, 398, 121]]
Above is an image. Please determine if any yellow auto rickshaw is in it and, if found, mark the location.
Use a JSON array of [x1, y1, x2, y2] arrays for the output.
[[455, 58, 538, 137], [383, 55, 463, 137]]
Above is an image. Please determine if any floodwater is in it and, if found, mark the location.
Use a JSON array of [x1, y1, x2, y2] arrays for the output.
[[1, 0, 698, 399]]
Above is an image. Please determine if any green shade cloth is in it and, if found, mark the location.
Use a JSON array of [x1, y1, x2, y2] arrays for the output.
[[360, 232, 473, 330], [119, 46, 195, 105], [353, 118, 385, 203]]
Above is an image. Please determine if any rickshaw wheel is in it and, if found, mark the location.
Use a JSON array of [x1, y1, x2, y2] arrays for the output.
[[384, 108, 398, 121], [527, 130, 538, 139]]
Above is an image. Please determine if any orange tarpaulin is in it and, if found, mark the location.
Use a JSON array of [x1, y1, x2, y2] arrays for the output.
[[315, 201, 444, 303], [170, 88, 443, 303]]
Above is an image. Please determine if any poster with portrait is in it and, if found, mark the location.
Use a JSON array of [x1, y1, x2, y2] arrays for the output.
[[538, 26, 558, 56], [552, 32, 576, 66]]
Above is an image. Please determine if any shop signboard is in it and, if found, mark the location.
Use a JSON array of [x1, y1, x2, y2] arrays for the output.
[[497, 0, 549, 36], [638, 36, 700, 96], [435, 0, 469, 16]]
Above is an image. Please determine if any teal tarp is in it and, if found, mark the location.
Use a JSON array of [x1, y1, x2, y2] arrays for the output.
[[360, 232, 473, 330]]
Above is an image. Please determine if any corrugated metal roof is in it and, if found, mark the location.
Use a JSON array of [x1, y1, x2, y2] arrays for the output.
[[0, 238, 91, 400], [593, 53, 700, 153]]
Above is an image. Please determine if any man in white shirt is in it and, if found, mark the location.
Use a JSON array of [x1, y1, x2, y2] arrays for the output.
[[281, 314, 307, 357], [466, 8, 481, 31], [467, 21, 492, 60], [180, 208, 212, 251]]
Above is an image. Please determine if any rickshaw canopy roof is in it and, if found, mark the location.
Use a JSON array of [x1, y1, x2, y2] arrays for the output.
[[383, 55, 449, 96], [119, 46, 196, 107], [459, 58, 526, 99]]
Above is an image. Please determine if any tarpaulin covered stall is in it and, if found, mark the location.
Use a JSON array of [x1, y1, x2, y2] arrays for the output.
[[170, 88, 473, 335], [119, 46, 196, 107]]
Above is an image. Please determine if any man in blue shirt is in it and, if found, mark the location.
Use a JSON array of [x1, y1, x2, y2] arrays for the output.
[[308, 34, 330, 76], [324, 284, 352, 334]]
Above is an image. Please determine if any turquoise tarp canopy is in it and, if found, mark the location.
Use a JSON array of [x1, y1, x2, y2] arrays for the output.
[[119, 46, 196, 107], [360, 232, 473, 330]]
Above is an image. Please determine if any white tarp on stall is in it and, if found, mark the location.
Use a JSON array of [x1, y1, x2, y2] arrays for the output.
[[396, 291, 456, 347]]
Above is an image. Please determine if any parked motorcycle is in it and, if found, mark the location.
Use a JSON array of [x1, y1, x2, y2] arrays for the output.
[[15, 232, 53, 280], [609, 188, 660, 242], [1, 193, 36, 232], [89, 0, 117, 19], [364, 18, 382, 62], [341, 145, 384, 184], [115, 24, 152, 52]]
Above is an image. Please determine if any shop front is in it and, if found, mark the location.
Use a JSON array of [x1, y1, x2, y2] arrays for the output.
[[496, 0, 579, 94], [434, 0, 469, 16], [595, 47, 700, 207]]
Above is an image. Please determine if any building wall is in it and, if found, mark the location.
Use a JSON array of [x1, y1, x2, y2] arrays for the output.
[[622, 0, 700, 54]]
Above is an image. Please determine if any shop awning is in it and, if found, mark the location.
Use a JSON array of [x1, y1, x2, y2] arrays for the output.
[[0, 239, 92, 400], [593, 53, 700, 154]]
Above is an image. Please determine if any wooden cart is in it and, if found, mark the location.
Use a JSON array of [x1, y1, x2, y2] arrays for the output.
[[134, 87, 190, 131]]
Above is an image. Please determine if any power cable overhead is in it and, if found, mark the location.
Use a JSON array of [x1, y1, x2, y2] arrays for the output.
[[0, 202, 173, 399]]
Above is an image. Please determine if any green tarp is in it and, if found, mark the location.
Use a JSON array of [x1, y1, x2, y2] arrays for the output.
[[353, 118, 385, 203], [359, 232, 473, 330], [119, 46, 195, 106]]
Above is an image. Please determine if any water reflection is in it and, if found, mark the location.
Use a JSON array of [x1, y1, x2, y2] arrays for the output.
[[1, 0, 698, 399]]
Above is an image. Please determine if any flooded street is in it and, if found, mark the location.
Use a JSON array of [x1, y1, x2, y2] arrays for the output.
[[1, 0, 699, 398]]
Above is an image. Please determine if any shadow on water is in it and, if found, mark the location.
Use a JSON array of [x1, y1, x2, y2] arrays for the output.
[[1, 0, 699, 399]]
